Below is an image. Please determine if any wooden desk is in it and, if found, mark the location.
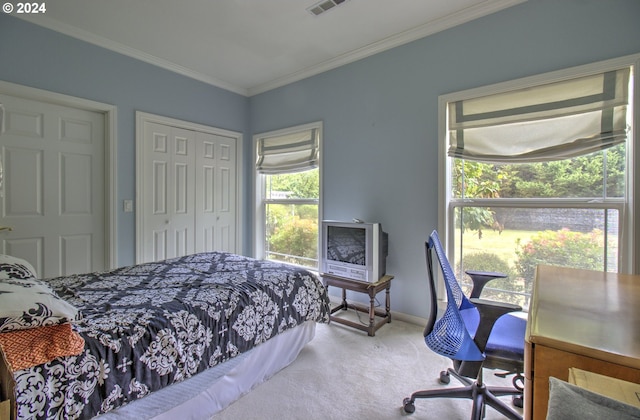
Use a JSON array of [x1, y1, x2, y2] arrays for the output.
[[322, 274, 393, 336], [524, 265, 640, 420]]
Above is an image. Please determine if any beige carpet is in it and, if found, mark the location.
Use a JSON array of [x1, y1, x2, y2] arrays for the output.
[[212, 313, 523, 420]]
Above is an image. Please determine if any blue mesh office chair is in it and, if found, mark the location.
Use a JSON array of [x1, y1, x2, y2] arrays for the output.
[[402, 231, 526, 420]]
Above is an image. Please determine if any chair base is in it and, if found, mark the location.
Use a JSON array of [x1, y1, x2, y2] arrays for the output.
[[402, 368, 523, 420]]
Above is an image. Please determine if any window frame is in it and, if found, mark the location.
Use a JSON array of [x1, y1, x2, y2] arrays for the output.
[[437, 55, 639, 299], [253, 121, 323, 269]]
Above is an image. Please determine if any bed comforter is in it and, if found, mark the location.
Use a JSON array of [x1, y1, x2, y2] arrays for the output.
[[12, 252, 330, 419]]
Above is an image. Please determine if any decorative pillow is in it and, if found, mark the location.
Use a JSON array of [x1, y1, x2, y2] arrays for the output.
[[547, 377, 640, 419], [0, 277, 81, 333], [0, 323, 85, 371], [0, 254, 38, 280]]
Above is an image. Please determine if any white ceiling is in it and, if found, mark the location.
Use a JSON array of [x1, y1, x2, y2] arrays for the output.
[[17, 0, 524, 96]]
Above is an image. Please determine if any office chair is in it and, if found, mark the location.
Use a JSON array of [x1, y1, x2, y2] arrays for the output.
[[402, 230, 526, 420]]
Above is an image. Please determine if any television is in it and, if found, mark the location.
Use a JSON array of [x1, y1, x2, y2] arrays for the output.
[[321, 220, 389, 283]]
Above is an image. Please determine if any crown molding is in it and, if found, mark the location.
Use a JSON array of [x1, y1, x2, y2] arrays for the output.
[[248, 0, 526, 95], [14, 15, 249, 96], [16, 0, 525, 97]]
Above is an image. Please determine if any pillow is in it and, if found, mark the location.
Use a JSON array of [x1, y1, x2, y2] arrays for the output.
[[0, 254, 38, 280], [0, 323, 85, 371], [0, 277, 81, 333], [547, 377, 640, 420]]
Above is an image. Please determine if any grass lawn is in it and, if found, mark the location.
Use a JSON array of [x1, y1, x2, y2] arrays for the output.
[[453, 227, 614, 308], [455, 228, 536, 268], [454, 228, 538, 308]]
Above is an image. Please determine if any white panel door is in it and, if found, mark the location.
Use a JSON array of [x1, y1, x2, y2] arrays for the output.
[[141, 122, 195, 262], [195, 132, 236, 253], [0, 93, 105, 278], [137, 114, 239, 264]]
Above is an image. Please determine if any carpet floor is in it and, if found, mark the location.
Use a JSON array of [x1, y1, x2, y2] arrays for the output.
[[212, 313, 524, 420]]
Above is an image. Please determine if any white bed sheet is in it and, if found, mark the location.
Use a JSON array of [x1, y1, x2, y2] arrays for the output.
[[98, 321, 316, 420]]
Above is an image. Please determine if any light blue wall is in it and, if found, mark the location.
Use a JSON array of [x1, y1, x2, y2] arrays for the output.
[[0, 14, 250, 266], [2, 0, 640, 318], [249, 0, 640, 318]]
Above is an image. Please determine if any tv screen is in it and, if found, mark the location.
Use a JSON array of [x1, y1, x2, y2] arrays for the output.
[[326, 226, 366, 266]]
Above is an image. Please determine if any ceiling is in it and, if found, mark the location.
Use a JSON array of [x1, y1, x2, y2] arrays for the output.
[[17, 0, 524, 96]]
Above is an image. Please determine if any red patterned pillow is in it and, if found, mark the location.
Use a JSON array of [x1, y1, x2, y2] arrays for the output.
[[0, 323, 85, 371]]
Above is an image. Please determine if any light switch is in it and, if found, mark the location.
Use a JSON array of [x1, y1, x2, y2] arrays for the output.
[[123, 199, 134, 213]]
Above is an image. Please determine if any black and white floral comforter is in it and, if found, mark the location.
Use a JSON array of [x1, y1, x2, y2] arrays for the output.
[[12, 252, 330, 420]]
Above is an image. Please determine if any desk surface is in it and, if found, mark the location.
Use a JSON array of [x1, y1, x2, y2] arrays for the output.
[[527, 265, 640, 370]]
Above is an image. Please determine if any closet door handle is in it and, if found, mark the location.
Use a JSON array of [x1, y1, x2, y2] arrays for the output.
[[0, 226, 13, 232]]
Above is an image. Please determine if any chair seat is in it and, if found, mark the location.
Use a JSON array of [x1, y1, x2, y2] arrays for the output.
[[461, 308, 526, 361]]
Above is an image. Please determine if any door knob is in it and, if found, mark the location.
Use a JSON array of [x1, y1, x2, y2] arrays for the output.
[[0, 226, 13, 232]]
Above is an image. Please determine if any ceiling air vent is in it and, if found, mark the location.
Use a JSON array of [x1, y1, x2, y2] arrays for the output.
[[307, 0, 348, 16]]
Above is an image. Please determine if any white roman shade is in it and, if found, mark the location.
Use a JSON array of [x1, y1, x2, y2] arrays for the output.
[[448, 68, 631, 163], [256, 128, 319, 174]]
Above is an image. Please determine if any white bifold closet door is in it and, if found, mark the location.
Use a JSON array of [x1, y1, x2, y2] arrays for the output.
[[138, 117, 238, 264]]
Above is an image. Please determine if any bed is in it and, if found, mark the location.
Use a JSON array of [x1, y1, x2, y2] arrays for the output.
[[0, 252, 331, 420]]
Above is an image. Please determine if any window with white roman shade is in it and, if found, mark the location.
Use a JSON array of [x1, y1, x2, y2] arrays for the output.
[[253, 122, 322, 270], [438, 55, 638, 309]]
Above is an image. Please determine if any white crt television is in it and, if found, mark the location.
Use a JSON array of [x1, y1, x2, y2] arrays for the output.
[[321, 220, 388, 283]]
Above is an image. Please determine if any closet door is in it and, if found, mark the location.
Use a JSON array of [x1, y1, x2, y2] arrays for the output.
[[195, 132, 236, 253], [140, 121, 195, 262], [137, 113, 239, 264]]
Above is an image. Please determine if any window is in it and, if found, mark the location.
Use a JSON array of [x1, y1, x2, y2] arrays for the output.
[[254, 122, 322, 269], [439, 57, 638, 309]]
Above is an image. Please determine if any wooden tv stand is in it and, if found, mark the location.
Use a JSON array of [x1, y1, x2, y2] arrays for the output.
[[321, 274, 393, 336]]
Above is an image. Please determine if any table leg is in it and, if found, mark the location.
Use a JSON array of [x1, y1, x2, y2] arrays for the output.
[[385, 285, 391, 323], [368, 291, 376, 335]]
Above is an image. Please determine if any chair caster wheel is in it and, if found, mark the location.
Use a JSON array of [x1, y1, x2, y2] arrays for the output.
[[513, 395, 523, 408], [439, 371, 450, 384], [403, 398, 416, 414], [513, 373, 525, 391]]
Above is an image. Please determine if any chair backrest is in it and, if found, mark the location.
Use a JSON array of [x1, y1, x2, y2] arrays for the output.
[[424, 230, 485, 362]]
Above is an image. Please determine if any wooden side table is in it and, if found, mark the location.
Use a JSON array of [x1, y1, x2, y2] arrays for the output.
[[321, 273, 393, 336]]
